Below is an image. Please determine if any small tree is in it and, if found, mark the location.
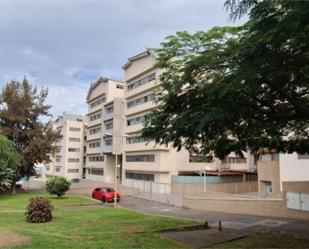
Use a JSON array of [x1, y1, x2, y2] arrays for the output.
[[46, 177, 71, 199], [25, 197, 52, 223]]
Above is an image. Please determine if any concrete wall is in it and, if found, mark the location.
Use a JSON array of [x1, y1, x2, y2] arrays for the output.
[[171, 181, 258, 194], [183, 197, 309, 220], [280, 153, 309, 190], [258, 160, 282, 198]]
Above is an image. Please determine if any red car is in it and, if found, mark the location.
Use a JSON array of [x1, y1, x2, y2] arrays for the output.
[[92, 187, 120, 203]]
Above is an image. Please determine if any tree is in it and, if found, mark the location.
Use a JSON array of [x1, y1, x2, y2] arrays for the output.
[[0, 78, 61, 193], [45, 176, 71, 199], [0, 135, 21, 192], [141, 0, 309, 159]]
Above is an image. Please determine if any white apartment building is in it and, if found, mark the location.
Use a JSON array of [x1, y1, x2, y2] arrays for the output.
[[85, 77, 124, 182], [43, 113, 86, 181], [121, 49, 256, 185]]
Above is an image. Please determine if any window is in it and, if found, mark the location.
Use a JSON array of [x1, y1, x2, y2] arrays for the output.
[[69, 137, 80, 142], [67, 169, 79, 173], [116, 84, 124, 89], [105, 138, 113, 146], [127, 114, 148, 126], [125, 172, 154, 181], [45, 165, 50, 171], [90, 97, 106, 108], [68, 158, 80, 163], [126, 155, 155, 162], [55, 166, 61, 172], [56, 156, 61, 162], [126, 136, 145, 144], [297, 153, 309, 159], [127, 73, 156, 91], [69, 127, 81, 132], [68, 148, 80, 152], [90, 168, 104, 175], [106, 105, 114, 114], [105, 122, 113, 130], [89, 112, 102, 121], [89, 140, 101, 148], [127, 93, 155, 109], [189, 154, 213, 163], [89, 155, 104, 162], [89, 126, 102, 135], [223, 157, 247, 164]]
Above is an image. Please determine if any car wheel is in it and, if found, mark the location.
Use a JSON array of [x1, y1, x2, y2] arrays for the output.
[[92, 194, 95, 199], [101, 197, 106, 203]]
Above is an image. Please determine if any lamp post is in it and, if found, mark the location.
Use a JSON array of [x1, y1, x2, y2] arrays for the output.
[[202, 166, 211, 192], [105, 132, 128, 207]]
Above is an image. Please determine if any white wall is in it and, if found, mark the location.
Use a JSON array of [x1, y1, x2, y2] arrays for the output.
[[279, 153, 309, 190]]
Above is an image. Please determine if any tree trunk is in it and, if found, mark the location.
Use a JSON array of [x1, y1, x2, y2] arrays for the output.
[[12, 181, 16, 195]]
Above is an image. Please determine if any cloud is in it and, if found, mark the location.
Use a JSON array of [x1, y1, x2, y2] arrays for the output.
[[0, 0, 246, 118]]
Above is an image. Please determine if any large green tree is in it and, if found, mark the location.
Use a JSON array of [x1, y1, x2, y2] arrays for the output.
[[0, 78, 61, 192], [142, 0, 309, 159], [0, 135, 21, 192]]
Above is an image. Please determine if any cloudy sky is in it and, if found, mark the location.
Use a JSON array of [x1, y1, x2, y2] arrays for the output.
[[0, 0, 245, 118]]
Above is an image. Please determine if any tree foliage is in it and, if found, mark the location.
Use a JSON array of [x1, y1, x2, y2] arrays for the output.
[[46, 176, 71, 199], [0, 135, 22, 191], [25, 197, 53, 223], [0, 78, 61, 179], [142, 0, 309, 159]]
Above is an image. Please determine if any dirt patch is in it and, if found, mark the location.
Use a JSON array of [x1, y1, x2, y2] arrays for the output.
[[60, 204, 103, 210], [0, 230, 30, 248]]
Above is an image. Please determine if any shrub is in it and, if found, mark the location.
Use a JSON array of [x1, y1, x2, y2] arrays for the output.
[[25, 197, 52, 223], [45, 176, 71, 199]]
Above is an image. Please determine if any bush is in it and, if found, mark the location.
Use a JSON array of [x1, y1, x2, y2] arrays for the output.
[[45, 176, 71, 199], [25, 197, 52, 223]]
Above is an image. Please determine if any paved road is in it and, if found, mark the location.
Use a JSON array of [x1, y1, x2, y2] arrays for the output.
[[119, 196, 309, 237]]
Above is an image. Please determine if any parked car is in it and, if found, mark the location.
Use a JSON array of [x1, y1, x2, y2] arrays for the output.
[[16, 177, 28, 189], [92, 187, 120, 203]]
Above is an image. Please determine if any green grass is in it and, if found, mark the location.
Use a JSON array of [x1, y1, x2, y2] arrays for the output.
[[1, 193, 309, 249], [0, 193, 195, 249], [210, 233, 309, 249]]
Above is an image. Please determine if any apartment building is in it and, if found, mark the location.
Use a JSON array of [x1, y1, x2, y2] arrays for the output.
[[85, 77, 124, 182], [121, 49, 257, 185], [257, 151, 309, 213], [43, 113, 86, 181]]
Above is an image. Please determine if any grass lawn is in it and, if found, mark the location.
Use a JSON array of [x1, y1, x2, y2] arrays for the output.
[[0, 193, 195, 249], [1, 193, 309, 249]]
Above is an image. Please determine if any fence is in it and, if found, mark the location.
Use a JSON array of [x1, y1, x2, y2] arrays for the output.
[[122, 179, 183, 207]]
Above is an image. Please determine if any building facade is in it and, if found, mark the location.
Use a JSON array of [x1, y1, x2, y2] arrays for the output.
[[43, 113, 86, 181], [121, 49, 257, 186], [85, 77, 124, 182]]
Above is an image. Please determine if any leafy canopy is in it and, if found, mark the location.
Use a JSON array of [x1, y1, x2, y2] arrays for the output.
[[0, 135, 21, 191], [0, 78, 61, 178], [142, 0, 309, 159], [46, 176, 71, 199]]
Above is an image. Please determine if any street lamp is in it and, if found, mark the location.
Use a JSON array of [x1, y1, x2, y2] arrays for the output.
[[105, 132, 128, 207], [200, 166, 211, 192]]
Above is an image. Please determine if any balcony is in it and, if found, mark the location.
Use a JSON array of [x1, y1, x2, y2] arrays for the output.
[[125, 123, 144, 134], [124, 140, 169, 152], [125, 101, 156, 116], [125, 79, 160, 99], [104, 112, 114, 121], [87, 104, 103, 114], [87, 132, 102, 141]]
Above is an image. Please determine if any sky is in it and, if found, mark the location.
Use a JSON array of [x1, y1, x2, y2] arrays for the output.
[[0, 0, 245, 119]]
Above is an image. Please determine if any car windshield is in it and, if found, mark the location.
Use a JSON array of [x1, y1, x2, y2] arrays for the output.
[[106, 188, 115, 193]]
